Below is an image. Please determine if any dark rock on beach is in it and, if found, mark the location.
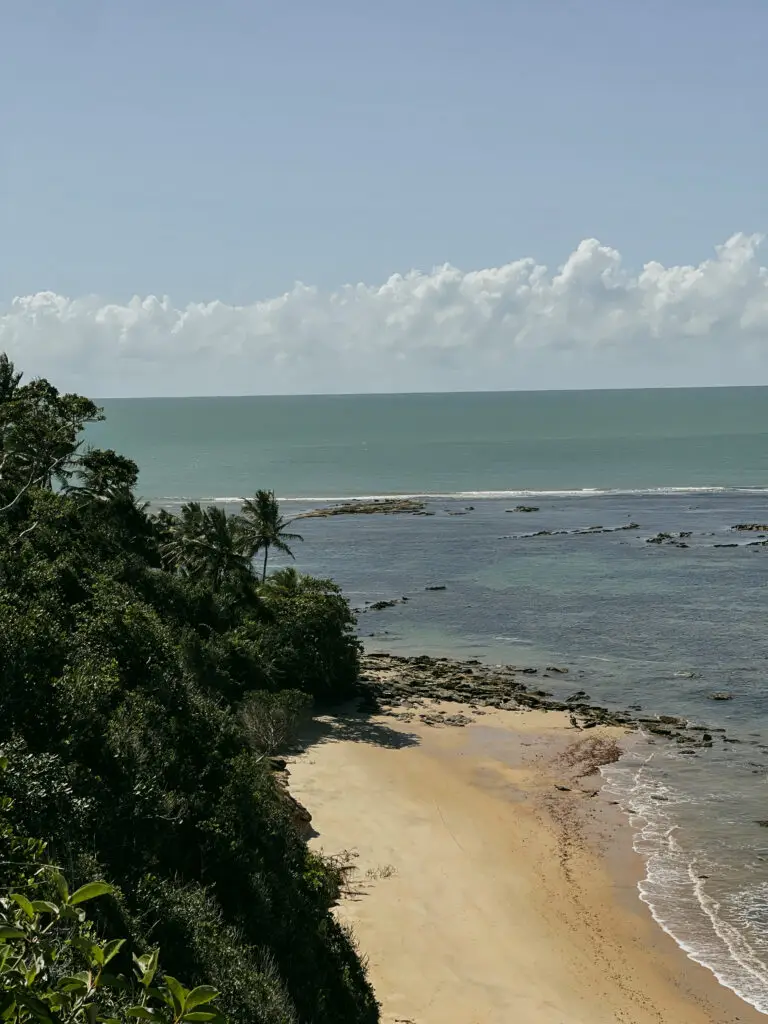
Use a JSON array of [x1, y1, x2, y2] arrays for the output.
[[352, 653, 738, 762]]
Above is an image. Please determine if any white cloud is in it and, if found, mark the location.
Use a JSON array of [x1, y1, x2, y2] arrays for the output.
[[2, 234, 767, 396]]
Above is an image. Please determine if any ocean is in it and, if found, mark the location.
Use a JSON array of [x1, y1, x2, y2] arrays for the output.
[[88, 387, 768, 1013]]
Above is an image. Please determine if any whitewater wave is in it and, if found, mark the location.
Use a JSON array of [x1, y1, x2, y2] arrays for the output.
[[602, 754, 768, 1014], [152, 485, 768, 505]]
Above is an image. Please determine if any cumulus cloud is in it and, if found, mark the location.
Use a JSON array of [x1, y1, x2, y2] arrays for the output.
[[2, 234, 767, 396]]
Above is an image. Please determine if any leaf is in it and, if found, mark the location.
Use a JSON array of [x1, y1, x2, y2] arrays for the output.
[[134, 948, 159, 987], [30, 901, 59, 915], [68, 881, 114, 905], [182, 1014, 219, 1022], [98, 972, 125, 992], [0, 927, 26, 940], [103, 939, 125, 965], [58, 973, 90, 993], [126, 1008, 157, 1020], [71, 936, 97, 962], [183, 987, 219, 1012], [52, 871, 69, 902], [9, 893, 34, 919], [164, 975, 187, 1015]]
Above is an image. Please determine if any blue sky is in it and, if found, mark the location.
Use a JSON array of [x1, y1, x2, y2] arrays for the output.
[[1, 0, 766, 395]]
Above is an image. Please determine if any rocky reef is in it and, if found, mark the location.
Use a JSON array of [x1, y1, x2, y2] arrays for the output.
[[354, 652, 747, 754], [297, 498, 427, 518]]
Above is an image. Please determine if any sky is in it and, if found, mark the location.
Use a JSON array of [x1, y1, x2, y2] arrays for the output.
[[1, 0, 766, 396]]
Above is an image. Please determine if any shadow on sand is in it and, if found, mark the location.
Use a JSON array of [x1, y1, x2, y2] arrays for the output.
[[298, 702, 420, 752]]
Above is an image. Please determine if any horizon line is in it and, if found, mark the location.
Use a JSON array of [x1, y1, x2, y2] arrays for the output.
[[94, 382, 768, 401]]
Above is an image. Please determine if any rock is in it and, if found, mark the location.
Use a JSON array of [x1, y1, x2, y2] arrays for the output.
[[646, 724, 675, 736], [708, 691, 734, 701], [507, 505, 540, 512], [546, 665, 569, 674], [425, 585, 447, 591], [756, 820, 768, 828], [658, 715, 687, 726], [714, 543, 739, 548], [554, 784, 571, 792], [297, 498, 427, 518], [443, 713, 473, 726], [565, 690, 590, 702], [732, 523, 768, 531], [647, 532, 692, 546], [369, 599, 399, 611]]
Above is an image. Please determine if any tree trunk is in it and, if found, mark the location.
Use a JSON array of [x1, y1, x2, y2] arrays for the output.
[[262, 545, 269, 582]]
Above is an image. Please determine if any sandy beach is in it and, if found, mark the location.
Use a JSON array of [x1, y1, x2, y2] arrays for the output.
[[289, 701, 764, 1024]]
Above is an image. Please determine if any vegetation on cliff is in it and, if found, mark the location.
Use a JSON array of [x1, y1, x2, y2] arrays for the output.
[[0, 355, 378, 1024]]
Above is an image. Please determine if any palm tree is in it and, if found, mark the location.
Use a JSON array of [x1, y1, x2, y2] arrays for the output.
[[260, 566, 302, 602], [239, 489, 303, 582], [160, 502, 206, 575], [162, 502, 252, 592], [67, 448, 141, 505]]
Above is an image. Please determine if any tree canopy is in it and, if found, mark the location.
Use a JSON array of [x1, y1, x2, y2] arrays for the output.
[[0, 356, 377, 1024]]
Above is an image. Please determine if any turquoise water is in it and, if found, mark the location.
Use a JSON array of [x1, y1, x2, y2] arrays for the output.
[[88, 387, 768, 501], [88, 388, 768, 1013]]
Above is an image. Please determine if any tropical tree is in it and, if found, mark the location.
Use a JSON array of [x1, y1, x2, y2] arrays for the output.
[[0, 355, 103, 512], [161, 502, 252, 592], [260, 566, 302, 601], [239, 490, 303, 582], [67, 447, 140, 504]]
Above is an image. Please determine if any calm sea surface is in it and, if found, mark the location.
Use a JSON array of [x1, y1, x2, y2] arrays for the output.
[[89, 388, 768, 1013], [89, 387, 768, 502]]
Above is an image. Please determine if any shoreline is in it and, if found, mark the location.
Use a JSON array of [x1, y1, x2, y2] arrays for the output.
[[288, 670, 766, 1022]]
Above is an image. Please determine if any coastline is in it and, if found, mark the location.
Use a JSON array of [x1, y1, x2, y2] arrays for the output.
[[289, 696, 765, 1023]]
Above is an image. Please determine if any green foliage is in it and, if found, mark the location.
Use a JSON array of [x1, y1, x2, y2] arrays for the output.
[[0, 356, 103, 511], [0, 764, 225, 1024], [239, 575, 362, 699], [159, 503, 253, 595], [0, 356, 377, 1024]]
